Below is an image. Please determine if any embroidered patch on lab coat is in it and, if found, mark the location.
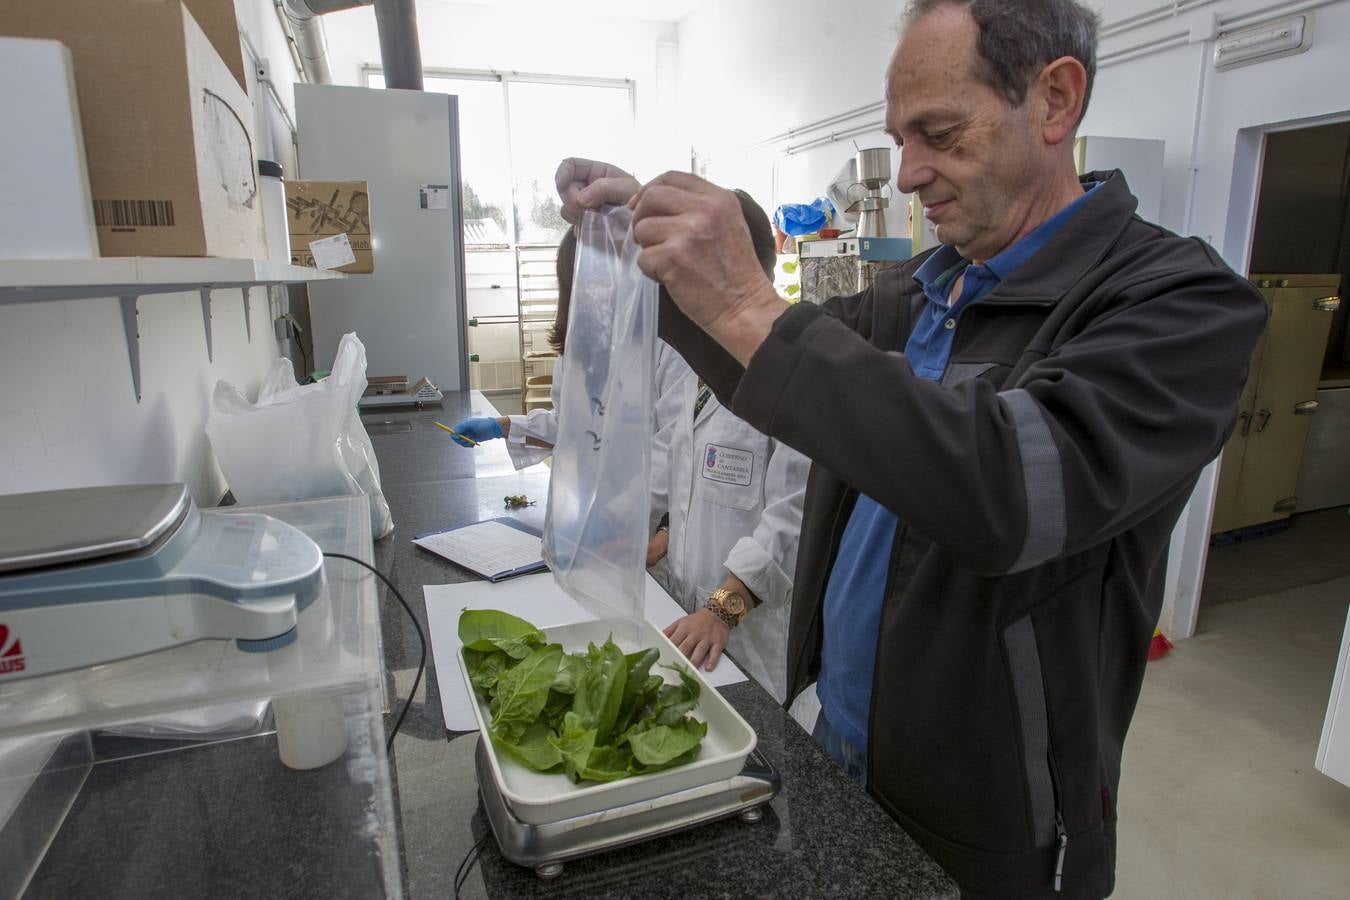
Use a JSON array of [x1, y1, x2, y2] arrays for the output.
[[701, 443, 754, 486]]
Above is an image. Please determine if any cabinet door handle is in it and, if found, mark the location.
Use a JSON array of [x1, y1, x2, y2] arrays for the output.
[[1239, 410, 1254, 435], [1313, 295, 1341, 312], [1255, 409, 1273, 433], [1294, 400, 1319, 415]]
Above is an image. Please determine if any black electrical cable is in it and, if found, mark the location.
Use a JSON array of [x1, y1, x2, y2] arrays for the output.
[[454, 832, 492, 898], [290, 325, 312, 383], [296, 335, 311, 381], [322, 552, 426, 752]]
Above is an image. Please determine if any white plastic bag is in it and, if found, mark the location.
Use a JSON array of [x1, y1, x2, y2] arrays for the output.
[[543, 208, 658, 645], [206, 332, 394, 538]]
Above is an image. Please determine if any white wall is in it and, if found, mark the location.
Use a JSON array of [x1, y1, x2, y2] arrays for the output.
[[318, 2, 685, 178], [675, 0, 903, 220], [0, 1, 302, 505]]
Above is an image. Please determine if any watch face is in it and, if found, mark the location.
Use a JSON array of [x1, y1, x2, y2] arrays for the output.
[[722, 591, 746, 615]]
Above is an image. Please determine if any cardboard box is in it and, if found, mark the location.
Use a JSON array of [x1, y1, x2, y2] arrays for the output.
[[286, 181, 375, 274], [1, 0, 266, 258], [181, 0, 249, 91]]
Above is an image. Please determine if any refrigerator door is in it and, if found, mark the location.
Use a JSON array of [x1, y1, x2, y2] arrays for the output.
[[296, 84, 468, 393], [1295, 386, 1350, 512], [1317, 602, 1350, 788]]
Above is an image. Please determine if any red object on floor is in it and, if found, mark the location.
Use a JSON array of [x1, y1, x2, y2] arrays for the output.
[[1148, 629, 1174, 661]]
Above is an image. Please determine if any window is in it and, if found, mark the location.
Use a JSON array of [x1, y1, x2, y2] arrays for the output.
[[364, 69, 635, 248], [363, 68, 635, 397]]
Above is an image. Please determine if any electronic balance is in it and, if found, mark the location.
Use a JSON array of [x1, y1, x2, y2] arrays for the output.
[[476, 740, 781, 880], [0, 483, 325, 681]]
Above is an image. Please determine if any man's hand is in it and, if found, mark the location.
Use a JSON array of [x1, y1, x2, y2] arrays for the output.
[[555, 158, 641, 224], [629, 172, 789, 366], [663, 609, 730, 672], [646, 529, 669, 567]]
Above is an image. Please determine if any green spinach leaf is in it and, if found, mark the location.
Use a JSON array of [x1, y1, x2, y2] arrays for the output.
[[463, 647, 509, 697], [548, 711, 598, 782], [628, 717, 707, 767], [614, 649, 661, 735], [458, 609, 546, 659], [572, 638, 628, 745], [490, 643, 562, 741], [576, 744, 635, 783], [491, 720, 564, 772], [551, 652, 588, 694], [652, 663, 701, 726]]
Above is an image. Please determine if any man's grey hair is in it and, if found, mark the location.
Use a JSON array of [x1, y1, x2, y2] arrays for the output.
[[902, 0, 1100, 125]]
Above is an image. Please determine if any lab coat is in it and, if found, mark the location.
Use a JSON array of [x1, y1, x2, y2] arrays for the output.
[[503, 345, 687, 474], [651, 347, 809, 704], [504, 376, 561, 470]]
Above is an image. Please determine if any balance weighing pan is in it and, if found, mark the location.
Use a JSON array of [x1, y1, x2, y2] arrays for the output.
[[459, 618, 758, 826], [475, 737, 779, 879]]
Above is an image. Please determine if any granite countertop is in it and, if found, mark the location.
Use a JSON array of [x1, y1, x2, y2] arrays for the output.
[[364, 392, 958, 899]]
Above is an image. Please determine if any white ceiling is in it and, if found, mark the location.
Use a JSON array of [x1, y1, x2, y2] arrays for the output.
[[425, 0, 706, 24]]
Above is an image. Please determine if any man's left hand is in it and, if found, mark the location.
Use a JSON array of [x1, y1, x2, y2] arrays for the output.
[[664, 609, 730, 672], [629, 172, 788, 366], [555, 158, 641, 224]]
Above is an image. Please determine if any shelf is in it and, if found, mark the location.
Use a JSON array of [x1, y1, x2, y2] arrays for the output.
[[0, 257, 346, 402], [0, 256, 344, 303]]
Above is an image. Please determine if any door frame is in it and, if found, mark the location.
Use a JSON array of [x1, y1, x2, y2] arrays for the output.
[[1162, 109, 1350, 640]]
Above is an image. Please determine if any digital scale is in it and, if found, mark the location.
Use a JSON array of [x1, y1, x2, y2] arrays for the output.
[[476, 740, 781, 879], [0, 483, 325, 681]]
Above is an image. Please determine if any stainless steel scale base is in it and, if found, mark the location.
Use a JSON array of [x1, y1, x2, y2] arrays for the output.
[[475, 739, 781, 879]]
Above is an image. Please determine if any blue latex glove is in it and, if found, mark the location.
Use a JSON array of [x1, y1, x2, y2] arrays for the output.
[[450, 416, 503, 447]]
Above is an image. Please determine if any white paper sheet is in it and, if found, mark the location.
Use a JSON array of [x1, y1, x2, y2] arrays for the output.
[[424, 572, 748, 731], [308, 232, 356, 269], [413, 520, 543, 580]]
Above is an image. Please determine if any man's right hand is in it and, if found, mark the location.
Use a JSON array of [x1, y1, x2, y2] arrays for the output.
[[555, 158, 641, 224], [646, 529, 669, 567], [449, 416, 504, 447]]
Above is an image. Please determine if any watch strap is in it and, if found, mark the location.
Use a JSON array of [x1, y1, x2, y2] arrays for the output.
[[704, 600, 738, 629], [706, 587, 749, 627]]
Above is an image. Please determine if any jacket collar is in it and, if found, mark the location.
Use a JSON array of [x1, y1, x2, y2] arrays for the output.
[[967, 169, 1138, 307]]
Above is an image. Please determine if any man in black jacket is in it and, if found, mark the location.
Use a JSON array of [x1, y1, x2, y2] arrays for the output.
[[556, 1, 1267, 896]]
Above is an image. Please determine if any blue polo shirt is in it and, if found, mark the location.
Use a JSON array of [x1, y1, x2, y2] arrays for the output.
[[816, 185, 1099, 753]]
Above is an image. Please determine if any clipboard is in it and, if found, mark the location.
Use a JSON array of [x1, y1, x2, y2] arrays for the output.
[[412, 518, 548, 583]]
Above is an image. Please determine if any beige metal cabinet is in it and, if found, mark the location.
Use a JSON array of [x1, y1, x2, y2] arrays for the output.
[[1211, 275, 1341, 534]]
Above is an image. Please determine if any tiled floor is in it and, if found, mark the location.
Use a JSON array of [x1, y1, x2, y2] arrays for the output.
[[1114, 575, 1350, 899]]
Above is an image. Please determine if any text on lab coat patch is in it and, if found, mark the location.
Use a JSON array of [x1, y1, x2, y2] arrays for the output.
[[701, 443, 754, 486]]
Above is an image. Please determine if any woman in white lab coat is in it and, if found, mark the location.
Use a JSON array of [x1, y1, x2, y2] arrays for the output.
[[650, 191, 810, 707]]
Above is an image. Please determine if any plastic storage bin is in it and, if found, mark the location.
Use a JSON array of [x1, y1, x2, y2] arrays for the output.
[[0, 495, 400, 898]]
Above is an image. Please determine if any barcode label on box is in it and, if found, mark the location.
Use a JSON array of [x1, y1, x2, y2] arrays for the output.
[[94, 200, 176, 228]]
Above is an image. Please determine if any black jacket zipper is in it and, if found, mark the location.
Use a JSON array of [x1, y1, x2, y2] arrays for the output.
[[1048, 741, 1068, 891]]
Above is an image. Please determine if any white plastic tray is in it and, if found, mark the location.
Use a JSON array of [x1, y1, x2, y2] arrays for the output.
[[461, 618, 757, 825]]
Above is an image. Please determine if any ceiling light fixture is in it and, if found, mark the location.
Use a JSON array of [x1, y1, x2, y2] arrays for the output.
[[1214, 15, 1313, 71]]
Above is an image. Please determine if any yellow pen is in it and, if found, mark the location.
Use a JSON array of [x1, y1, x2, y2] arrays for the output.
[[433, 421, 479, 446]]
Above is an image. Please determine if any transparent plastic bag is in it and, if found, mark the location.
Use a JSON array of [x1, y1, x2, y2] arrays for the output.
[[205, 332, 394, 539], [542, 208, 658, 645]]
